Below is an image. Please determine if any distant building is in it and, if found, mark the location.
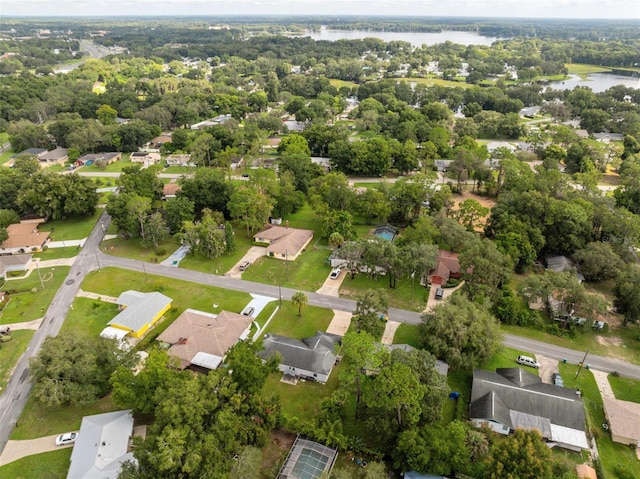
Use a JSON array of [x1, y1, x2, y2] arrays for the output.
[[130, 152, 160, 168], [190, 114, 233, 130], [39, 147, 68, 167], [0, 219, 49, 255]]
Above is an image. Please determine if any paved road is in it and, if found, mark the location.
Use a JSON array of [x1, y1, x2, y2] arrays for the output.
[[0, 212, 109, 454]]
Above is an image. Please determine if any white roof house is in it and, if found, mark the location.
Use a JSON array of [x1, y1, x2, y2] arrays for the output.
[[67, 410, 135, 479]]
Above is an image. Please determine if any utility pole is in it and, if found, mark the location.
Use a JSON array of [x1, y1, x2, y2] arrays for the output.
[[35, 261, 45, 290], [411, 271, 415, 302], [95, 252, 101, 272], [575, 350, 589, 380], [285, 248, 289, 283]]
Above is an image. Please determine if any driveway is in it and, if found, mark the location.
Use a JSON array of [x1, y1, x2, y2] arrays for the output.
[[424, 281, 465, 312], [326, 310, 352, 336], [315, 269, 346, 296], [226, 246, 268, 278], [535, 354, 558, 384], [0, 434, 74, 466], [381, 321, 402, 345]]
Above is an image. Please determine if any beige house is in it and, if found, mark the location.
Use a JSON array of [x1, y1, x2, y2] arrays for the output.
[[603, 396, 640, 450], [39, 147, 68, 167], [130, 151, 161, 168], [162, 183, 180, 200], [157, 309, 253, 371], [253, 224, 314, 261], [165, 154, 194, 167], [0, 220, 49, 255]]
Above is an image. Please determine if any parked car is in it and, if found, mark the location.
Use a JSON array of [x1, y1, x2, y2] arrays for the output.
[[552, 372, 564, 387], [55, 432, 78, 446], [329, 268, 341, 280], [435, 288, 444, 300], [242, 306, 255, 317], [593, 320, 606, 331], [238, 261, 251, 272], [516, 355, 541, 369]]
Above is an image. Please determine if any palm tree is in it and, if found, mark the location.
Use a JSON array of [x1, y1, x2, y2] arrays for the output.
[[291, 291, 308, 317]]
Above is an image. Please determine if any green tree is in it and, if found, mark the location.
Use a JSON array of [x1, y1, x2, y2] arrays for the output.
[[164, 196, 195, 235], [485, 429, 553, 479], [30, 334, 134, 407], [453, 199, 489, 232], [613, 266, 640, 325], [179, 168, 233, 218], [420, 294, 502, 371], [459, 238, 513, 299], [142, 212, 169, 249], [117, 165, 162, 200], [0, 209, 20, 228], [573, 242, 624, 282], [228, 186, 274, 238], [352, 289, 388, 339], [291, 291, 308, 317], [96, 104, 118, 125], [224, 221, 236, 254]]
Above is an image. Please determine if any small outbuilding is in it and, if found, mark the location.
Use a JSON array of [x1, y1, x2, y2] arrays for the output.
[[105, 290, 172, 339]]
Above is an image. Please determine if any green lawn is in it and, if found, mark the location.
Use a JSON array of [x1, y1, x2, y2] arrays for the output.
[[481, 346, 537, 373], [0, 448, 72, 479], [60, 297, 118, 338], [32, 247, 79, 260], [80, 155, 132, 173], [0, 267, 70, 325], [243, 248, 330, 293], [263, 362, 342, 423], [0, 330, 34, 390], [558, 363, 640, 479], [339, 273, 427, 312], [566, 63, 612, 79], [39, 209, 103, 240], [101, 236, 181, 263], [392, 323, 421, 348], [11, 394, 118, 440], [163, 166, 195, 174], [90, 176, 117, 188], [329, 79, 359, 89], [395, 76, 474, 89], [607, 374, 640, 403], [177, 227, 254, 275], [285, 203, 323, 234], [262, 303, 333, 339]]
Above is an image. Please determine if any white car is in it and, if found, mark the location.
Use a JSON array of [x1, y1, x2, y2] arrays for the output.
[[329, 268, 341, 280], [55, 432, 78, 446]]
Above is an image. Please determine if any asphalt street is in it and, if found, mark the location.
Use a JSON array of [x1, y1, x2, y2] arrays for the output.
[[1, 209, 640, 456]]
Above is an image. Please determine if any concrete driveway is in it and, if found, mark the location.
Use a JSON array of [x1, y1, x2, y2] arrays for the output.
[[535, 354, 558, 384], [424, 281, 465, 312], [0, 434, 74, 466], [326, 310, 352, 336], [226, 246, 268, 278], [316, 269, 346, 296], [381, 321, 402, 345]]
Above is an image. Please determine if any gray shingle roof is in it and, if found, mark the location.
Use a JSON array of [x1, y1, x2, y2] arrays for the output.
[[470, 368, 586, 432], [259, 331, 341, 376]]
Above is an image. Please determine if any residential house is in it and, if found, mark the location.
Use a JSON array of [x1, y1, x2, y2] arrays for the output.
[[157, 308, 253, 371], [253, 224, 314, 261], [434, 159, 453, 172], [575, 129, 590, 139], [602, 396, 640, 451], [165, 154, 194, 167], [76, 152, 121, 168], [190, 114, 233, 130], [103, 290, 172, 339], [0, 219, 50, 255], [141, 134, 172, 152], [470, 368, 589, 452], [39, 147, 68, 167], [259, 331, 341, 384], [485, 141, 517, 156], [0, 254, 33, 279], [66, 410, 135, 479], [545, 254, 584, 283], [311, 157, 331, 171], [130, 151, 161, 168], [162, 183, 180, 200], [593, 132, 624, 143], [426, 250, 461, 286], [12, 148, 47, 160]]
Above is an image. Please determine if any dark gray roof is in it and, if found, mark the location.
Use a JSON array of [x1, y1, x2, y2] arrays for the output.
[[259, 331, 341, 376], [470, 368, 586, 432]]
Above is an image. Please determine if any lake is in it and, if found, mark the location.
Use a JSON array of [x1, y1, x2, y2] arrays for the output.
[[546, 73, 640, 93], [291, 27, 500, 47]]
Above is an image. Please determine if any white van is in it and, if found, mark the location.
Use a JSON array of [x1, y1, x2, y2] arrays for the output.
[[516, 355, 540, 368]]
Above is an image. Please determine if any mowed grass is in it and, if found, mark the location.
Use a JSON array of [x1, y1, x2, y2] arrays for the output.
[[178, 227, 254, 275], [80, 155, 133, 172], [0, 330, 34, 390], [392, 323, 422, 348], [32, 247, 79, 260], [0, 267, 70, 325], [0, 448, 72, 479], [566, 63, 612, 78], [263, 362, 342, 423], [60, 297, 118, 338], [262, 303, 333, 339], [339, 273, 427, 312], [101, 236, 181, 263], [395, 76, 474, 89], [558, 363, 640, 479], [481, 346, 537, 373], [243, 248, 330, 293], [11, 394, 118, 440], [608, 374, 640, 403], [39, 209, 103, 240]]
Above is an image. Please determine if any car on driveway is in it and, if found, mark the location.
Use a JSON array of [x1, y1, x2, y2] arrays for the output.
[[516, 355, 540, 369], [239, 261, 251, 272], [242, 306, 255, 317], [55, 432, 78, 446], [329, 268, 341, 280]]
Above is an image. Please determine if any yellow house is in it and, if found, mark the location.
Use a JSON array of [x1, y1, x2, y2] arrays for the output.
[[107, 291, 172, 339]]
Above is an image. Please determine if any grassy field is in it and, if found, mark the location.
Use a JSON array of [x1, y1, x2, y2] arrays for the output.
[[10, 394, 118, 440], [392, 323, 421, 347], [101, 236, 181, 263], [243, 248, 330, 293], [329, 79, 359, 89], [607, 374, 640, 403], [0, 330, 34, 390], [565, 63, 612, 79], [0, 448, 72, 479], [339, 273, 427, 312], [163, 166, 194, 174], [0, 267, 70, 325], [60, 297, 118, 338], [395, 76, 474, 89], [80, 154, 132, 173], [481, 346, 537, 373], [558, 363, 640, 479], [262, 303, 333, 339], [39, 209, 102, 240], [32, 247, 79, 260]]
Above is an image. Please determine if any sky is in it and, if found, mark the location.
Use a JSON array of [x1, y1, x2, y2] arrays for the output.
[[2, 0, 639, 19]]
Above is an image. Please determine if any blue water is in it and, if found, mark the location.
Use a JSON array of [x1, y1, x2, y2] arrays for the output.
[[375, 231, 395, 241]]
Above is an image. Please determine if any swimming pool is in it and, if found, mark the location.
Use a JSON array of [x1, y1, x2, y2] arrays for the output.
[[277, 437, 338, 479], [374, 230, 395, 241]]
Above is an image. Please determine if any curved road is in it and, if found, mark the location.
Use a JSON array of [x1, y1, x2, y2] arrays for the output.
[[1, 210, 640, 455]]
